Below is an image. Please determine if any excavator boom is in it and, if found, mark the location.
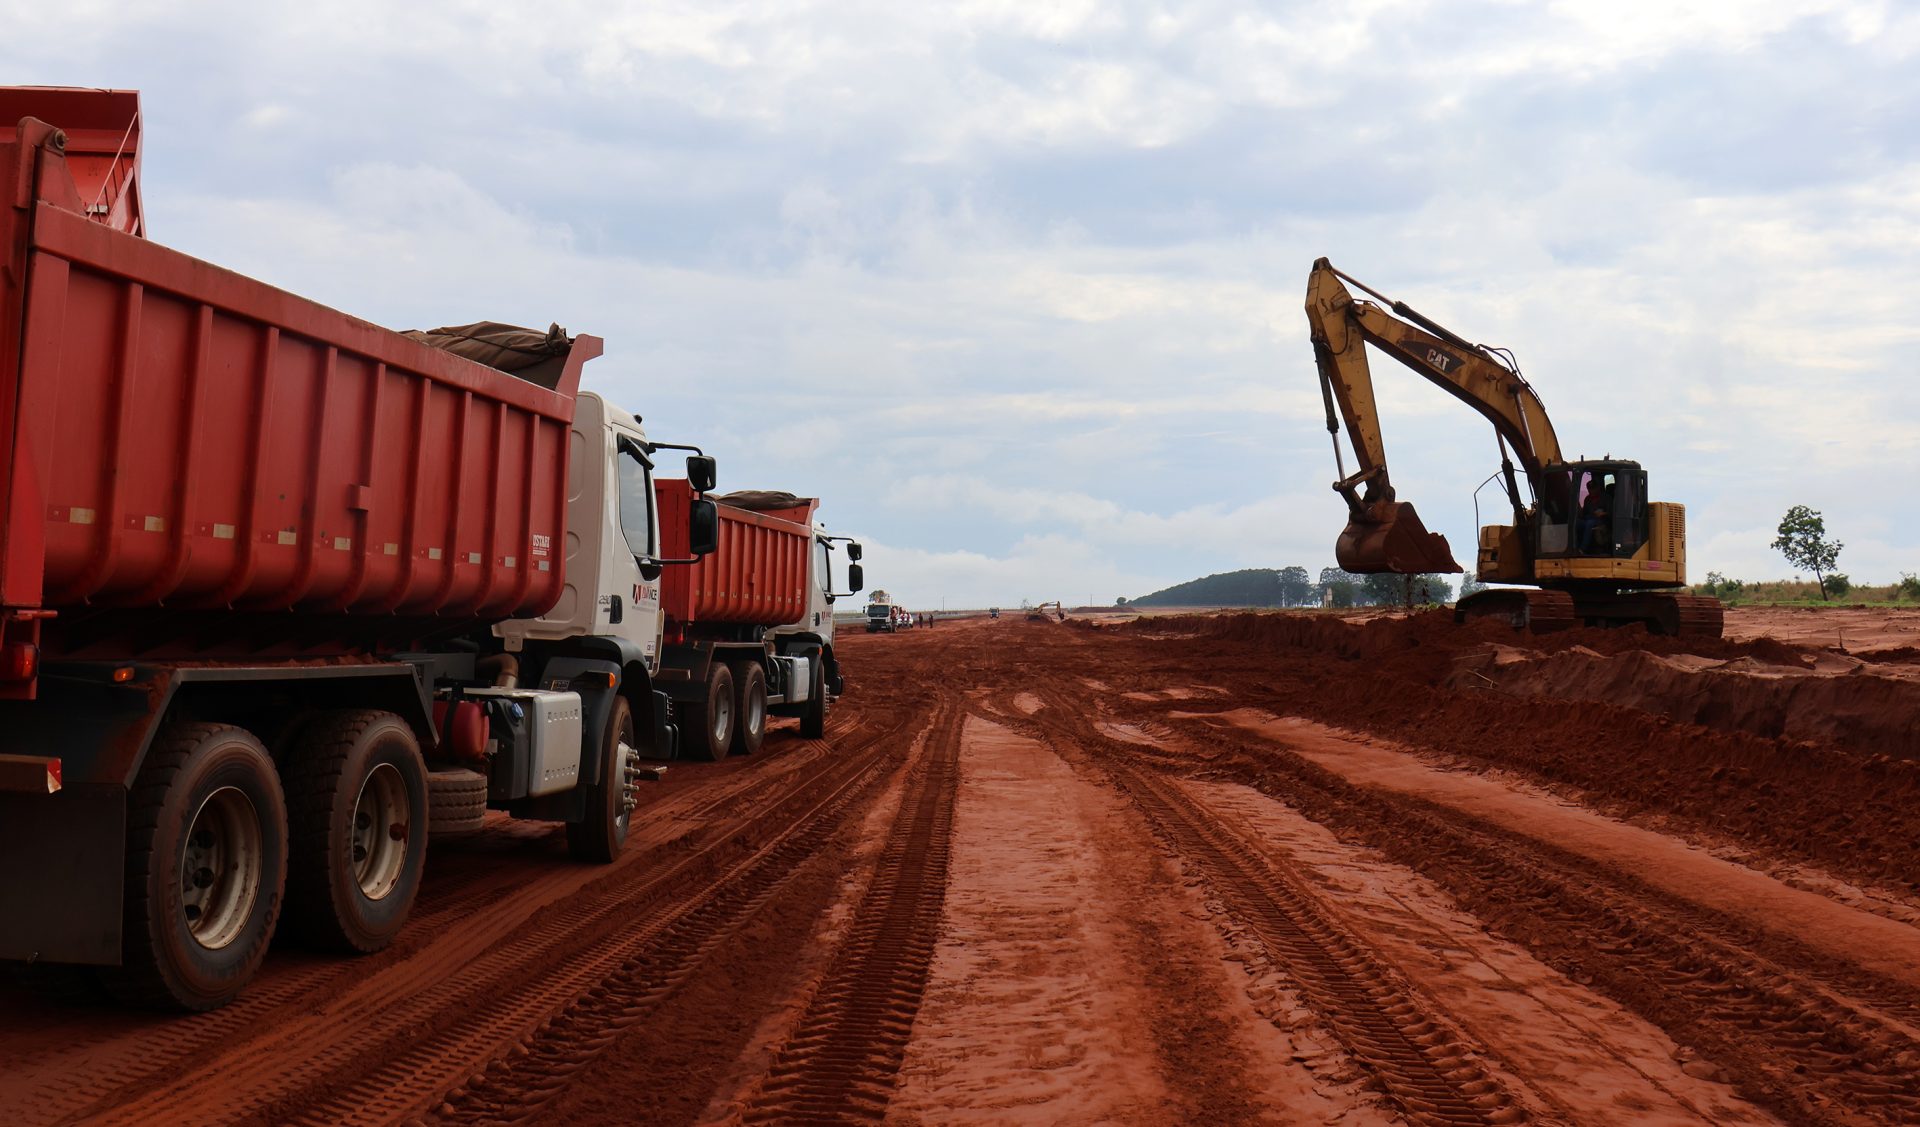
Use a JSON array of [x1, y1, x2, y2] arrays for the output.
[[1305, 258, 1563, 576]]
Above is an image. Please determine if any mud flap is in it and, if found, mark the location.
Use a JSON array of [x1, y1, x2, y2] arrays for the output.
[[0, 784, 125, 965], [651, 689, 678, 761]]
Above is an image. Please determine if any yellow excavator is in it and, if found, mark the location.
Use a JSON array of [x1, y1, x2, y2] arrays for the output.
[[1304, 258, 1723, 636]]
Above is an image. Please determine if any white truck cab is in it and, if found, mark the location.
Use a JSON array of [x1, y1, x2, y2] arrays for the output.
[[498, 391, 681, 666]]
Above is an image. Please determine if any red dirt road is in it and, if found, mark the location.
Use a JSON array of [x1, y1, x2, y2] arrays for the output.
[[6, 607, 1920, 1124]]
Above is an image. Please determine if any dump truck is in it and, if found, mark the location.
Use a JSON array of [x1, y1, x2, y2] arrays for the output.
[[647, 487, 862, 759], [864, 590, 896, 633], [0, 87, 855, 1010]]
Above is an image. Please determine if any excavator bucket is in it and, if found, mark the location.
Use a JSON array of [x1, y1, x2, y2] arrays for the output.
[[1335, 500, 1463, 575]]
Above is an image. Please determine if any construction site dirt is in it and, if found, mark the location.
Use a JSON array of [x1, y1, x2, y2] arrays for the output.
[[8, 606, 1920, 1126]]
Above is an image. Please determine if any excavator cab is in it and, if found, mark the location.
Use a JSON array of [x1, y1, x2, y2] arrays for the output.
[[1533, 461, 1648, 561]]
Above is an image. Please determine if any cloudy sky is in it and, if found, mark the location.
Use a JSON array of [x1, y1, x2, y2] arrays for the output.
[[9, 1, 1917, 606]]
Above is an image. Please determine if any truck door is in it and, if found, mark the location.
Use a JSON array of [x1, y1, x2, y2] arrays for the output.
[[604, 427, 665, 670]]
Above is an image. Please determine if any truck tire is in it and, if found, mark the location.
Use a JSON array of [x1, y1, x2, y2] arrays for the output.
[[281, 711, 428, 954], [730, 662, 767, 756], [685, 663, 734, 763], [427, 768, 489, 837], [799, 658, 828, 740], [568, 696, 636, 863], [100, 722, 288, 1011]]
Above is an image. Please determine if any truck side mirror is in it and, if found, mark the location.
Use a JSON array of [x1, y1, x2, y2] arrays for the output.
[[688, 498, 720, 556], [847, 541, 863, 561], [847, 563, 865, 593], [686, 455, 717, 494]]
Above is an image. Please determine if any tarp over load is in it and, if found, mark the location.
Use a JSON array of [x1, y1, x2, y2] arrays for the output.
[[402, 321, 574, 389]]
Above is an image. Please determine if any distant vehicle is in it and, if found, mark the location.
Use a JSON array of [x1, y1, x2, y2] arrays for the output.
[[1027, 601, 1064, 622], [989, 608, 1000, 619], [865, 590, 896, 633]]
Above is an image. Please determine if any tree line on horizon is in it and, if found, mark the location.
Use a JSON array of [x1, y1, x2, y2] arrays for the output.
[[1123, 567, 1461, 609]]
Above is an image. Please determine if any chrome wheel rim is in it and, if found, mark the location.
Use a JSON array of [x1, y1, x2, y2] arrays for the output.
[[712, 691, 732, 745], [181, 786, 263, 950], [352, 763, 410, 901]]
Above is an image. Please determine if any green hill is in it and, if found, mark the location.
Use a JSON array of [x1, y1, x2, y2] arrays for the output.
[[1130, 568, 1288, 607], [1128, 566, 1454, 608]]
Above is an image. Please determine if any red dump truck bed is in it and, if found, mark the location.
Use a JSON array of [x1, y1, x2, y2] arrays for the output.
[[655, 481, 816, 633], [0, 91, 598, 683]]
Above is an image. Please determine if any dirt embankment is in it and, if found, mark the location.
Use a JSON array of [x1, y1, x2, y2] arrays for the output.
[[1124, 610, 1920, 892], [1451, 645, 1920, 756]]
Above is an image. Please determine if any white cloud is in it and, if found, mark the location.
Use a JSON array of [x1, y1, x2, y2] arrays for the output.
[[3, 0, 1914, 603]]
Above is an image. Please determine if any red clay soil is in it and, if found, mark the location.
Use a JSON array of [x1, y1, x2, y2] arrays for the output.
[[5, 607, 1920, 1125], [1120, 609, 1920, 893]]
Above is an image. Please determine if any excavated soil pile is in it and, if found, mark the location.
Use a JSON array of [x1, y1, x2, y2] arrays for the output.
[[1127, 611, 1920, 891], [1454, 645, 1920, 756]]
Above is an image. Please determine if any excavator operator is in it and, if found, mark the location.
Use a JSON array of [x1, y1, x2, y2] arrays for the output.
[[1579, 474, 1613, 554]]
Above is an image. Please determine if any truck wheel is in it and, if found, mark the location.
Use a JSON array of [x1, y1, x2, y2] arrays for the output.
[[427, 768, 489, 837], [568, 696, 636, 863], [101, 723, 288, 1011], [799, 658, 828, 740], [731, 663, 767, 756], [686, 663, 734, 762], [282, 711, 428, 954]]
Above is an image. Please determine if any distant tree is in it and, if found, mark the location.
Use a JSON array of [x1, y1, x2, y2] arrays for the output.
[[1360, 573, 1405, 606], [1826, 573, 1851, 598], [1317, 567, 1361, 602], [1771, 506, 1843, 601], [1700, 570, 1745, 601], [1900, 572, 1920, 601], [1114, 595, 1129, 606], [1351, 572, 1453, 606], [1277, 565, 1313, 607], [1457, 572, 1486, 599], [1313, 568, 1359, 614]]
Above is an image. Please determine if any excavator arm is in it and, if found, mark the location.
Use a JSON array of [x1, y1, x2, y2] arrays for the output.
[[1305, 257, 1562, 574]]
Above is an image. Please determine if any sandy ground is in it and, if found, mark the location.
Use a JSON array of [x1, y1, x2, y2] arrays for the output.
[[5, 605, 1920, 1124]]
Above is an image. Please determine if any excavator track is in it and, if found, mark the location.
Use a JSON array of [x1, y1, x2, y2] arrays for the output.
[[1660, 595, 1726, 638], [1457, 589, 1724, 639], [1569, 591, 1726, 639], [1454, 589, 1575, 634]]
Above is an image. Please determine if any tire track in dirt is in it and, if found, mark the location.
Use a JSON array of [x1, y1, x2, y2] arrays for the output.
[[1000, 687, 1526, 1127], [735, 698, 960, 1124], [0, 735, 851, 1126], [1142, 708, 1920, 1126], [1125, 612, 1920, 896], [407, 732, 922, 1125], [78, 697, 927, 1127]]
